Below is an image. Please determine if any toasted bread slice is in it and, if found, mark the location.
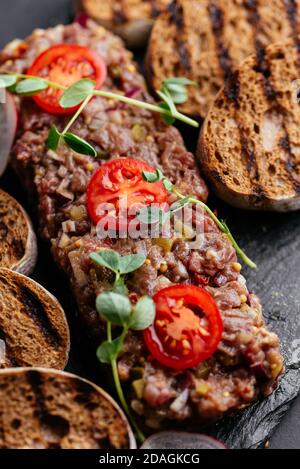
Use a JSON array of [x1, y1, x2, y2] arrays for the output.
[[147, 0, 300, 118], [76, 0, 170, 47], [0, 368, 136, 448], [198, 38, 300, 211], [0, 268, 70, 369], [0, 189, 37, 275]]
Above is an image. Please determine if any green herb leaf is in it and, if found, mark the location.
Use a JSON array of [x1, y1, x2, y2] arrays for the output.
[[59, 79, 95, 108], [96, 291, 132, 326], [90, 250, 120, 274], [15, 78, 48, 95], [158, 102, 176, 125], [119, 253, 146, 275], [63, 132, 97, 157], [113, 277, 128, 295], [156, 168, 164, 180], [163, 178, 173, 191], [97, 335, 124, 363], [0, 74, 18, 88], [157, 89, 177, 114], [142, 170, 160, 183], [165, 84, 188, 104], [46, 126, 61, 151], [129, 296, 156, 331], [163, 77, 196, 86], [170, 196, 192, 213]]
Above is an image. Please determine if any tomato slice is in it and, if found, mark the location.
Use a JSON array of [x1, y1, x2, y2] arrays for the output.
[[144, 285, 223, 371], [27, 44, 107, 114], [86, 158, 168, 229]]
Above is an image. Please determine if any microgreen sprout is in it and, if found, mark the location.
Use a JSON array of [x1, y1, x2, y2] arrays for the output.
[[140, 169, 257, 269], [91, 250, 156, 443], [0, 73, 199, 157]]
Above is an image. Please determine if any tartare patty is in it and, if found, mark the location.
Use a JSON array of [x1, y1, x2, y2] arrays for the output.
[[0, 21, 283, 428]]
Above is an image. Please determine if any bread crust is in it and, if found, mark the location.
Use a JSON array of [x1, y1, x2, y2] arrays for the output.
[[76, 0, 169, 47], [0, 189, 37, 275], [198, 38, 300, 211], [0, 268, 70, 369], [147, 0, 300, 119], [0, 367, 136, 448]]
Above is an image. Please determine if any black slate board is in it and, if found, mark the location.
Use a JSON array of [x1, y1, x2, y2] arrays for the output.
[[0, 0, 300, 450]]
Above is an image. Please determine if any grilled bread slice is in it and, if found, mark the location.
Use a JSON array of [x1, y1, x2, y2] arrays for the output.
[[76, 0, 170, 47], [0, 368, 136, 449], [0, 189, 37, 275], [147, 0, 300, 119], [0, 268, 70, 369], [198, 38, 300, 211]]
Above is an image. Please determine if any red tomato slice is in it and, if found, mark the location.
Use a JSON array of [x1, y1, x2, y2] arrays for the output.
[[27, 44, 107, 114], [86, 158, 168, 229], [144, 285, 223, 371]]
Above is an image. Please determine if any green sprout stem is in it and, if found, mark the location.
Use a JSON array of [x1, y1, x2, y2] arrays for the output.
[[92, 89, 198, 127], [62, 94, 91, 134], [106, 322, 145, 444], [11, 73, 66, 91], [171, 185, 257, 269], [6, 73, 199, 128]]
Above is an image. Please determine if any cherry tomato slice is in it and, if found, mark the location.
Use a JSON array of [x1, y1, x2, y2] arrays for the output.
[[86, 158, 168, 229], [144, 285, 223, 371], [27, 44, 107, 114]]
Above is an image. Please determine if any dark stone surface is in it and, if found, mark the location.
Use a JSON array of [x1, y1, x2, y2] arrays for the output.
[[0, 0, 299, 449]]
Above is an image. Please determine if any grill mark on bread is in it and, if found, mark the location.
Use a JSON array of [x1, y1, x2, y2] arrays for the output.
[[168, 0, 191, 70], [240, 135, 262, 186], [19, 286, 62, 348], [26, 370, 48, 420], [245, 0, 277, 102], [245, 0, 300, 194], [168, 0, 184, 27], [0, 222, 8, 238], [208, 1, 239, 106], [280, 135, 300, 191], [208, 2, 233, 80], [284, 0, 300, 56], [211, 170, 224, 183], [250, 53, 300, 195], [113, 1, 127, 24], [255, 43, 278, 101], [150, 0, 161, 18]]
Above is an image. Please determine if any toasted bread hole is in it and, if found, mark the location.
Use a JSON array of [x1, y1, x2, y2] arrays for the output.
[[268, 165, 276, 176], [253, 66, 271, 79], [254, 124, 260, 134], [41, 414, 70, 442], [85, 402, 98, 411], [273, 52, 285, 60], [11, 419, 21, 430], [233, 177, 240, 186], [215, 151, 223, 163], [211, 82, 221, 94]]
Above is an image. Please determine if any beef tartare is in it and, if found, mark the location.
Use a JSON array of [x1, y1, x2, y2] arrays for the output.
[[0, 20, 283, 429]]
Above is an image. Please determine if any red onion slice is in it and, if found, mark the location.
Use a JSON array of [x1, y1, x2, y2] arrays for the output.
[[0, 92, 18, 176], [75, 13, 89, 28], [141, 432, 227, 450]]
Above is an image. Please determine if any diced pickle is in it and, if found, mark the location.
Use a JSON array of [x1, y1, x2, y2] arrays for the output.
[[153, 238, 174, 253], [132, 379, 145, 400]]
